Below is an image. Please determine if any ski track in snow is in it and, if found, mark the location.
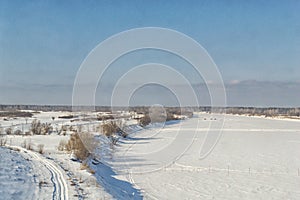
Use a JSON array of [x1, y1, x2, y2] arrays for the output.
[[8, 145, 69, 200]]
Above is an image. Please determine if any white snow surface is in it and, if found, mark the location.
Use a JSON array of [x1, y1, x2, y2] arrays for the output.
[[0, 147, 36, 200], [109, 113, 300, 199], [1, 112, 300, 199]]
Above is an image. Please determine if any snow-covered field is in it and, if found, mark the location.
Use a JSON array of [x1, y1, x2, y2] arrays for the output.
[[1, 112, 300, 199], [111, 113, 300, 199]]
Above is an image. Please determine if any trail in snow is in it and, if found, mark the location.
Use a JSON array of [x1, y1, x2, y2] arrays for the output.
[[7, 145, 69, 200]]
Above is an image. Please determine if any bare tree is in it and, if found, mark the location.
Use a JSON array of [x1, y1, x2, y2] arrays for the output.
[[31, 119, 42, 135]]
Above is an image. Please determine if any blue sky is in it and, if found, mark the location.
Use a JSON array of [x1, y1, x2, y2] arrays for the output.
[[0, 0, 300, 106]]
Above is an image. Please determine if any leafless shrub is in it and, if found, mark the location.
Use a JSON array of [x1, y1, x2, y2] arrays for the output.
[[41, 123, 53, 135], [21, 140, 26, 148], [14, 129, 22, 135], [5, 127, 12, 135], [80, 162, 95, 174], [31, 120, 53, 135], [58, 139, 67, 151], [0, 136, 7, 146], [31, 119, 42, 135], [21, 139, 33, 150], [88, 168, 95, 174], [139, 115, 151, 127], [77, 125, 82, 133], [61, 125, 68, 132], [37, 144, 44, 154], [102, 122, 115, 137], [60, 125, 68, 136], [80, 132, 99, 154], [101, 120, 126, 137], [55, 127, 61, 135], [27, 141, 33, 150], [69, 125, 75, 132], [64, 132, 98, 161], [0, 125, 3, 135], [139, 108, 184, 127], [96, 124, 102, 132], [80, 162, 89, 170]]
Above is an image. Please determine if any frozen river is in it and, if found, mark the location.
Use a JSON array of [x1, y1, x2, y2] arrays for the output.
[[112, 114, 300, 199]]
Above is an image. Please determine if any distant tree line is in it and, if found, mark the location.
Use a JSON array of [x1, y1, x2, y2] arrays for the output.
[[194, 107, 300, 117], [0, 104, 112, 112], [0, 105, 299, 117], [129, 106, 193, 117], [224, 107, 300, 117]]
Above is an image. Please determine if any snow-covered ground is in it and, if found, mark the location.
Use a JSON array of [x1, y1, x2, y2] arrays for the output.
[[2, 135, 113, 200], [110, 113, 300, 199], [0, 111, 130, 199], [0, 147, 37, 200], [1, 111, 300, 199]]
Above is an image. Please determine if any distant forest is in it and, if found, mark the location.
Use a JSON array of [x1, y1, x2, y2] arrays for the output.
[[0, 104, 299, 117]]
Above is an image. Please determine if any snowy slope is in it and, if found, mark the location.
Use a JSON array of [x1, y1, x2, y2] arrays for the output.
[[0, 147, 36, 200]]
